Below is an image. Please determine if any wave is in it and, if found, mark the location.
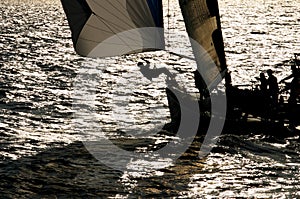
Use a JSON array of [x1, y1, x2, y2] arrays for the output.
[[212, 134, 300, 163]]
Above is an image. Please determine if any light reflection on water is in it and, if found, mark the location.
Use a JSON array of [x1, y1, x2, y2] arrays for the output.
[[185, 143, 300, 198], [0, 0, 299, 198]]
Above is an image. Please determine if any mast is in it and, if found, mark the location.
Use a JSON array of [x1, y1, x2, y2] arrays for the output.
[[178, 0, 227, 90]]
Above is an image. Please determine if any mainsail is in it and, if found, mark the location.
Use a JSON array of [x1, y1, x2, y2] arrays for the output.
[[61, 0, 164, 57], [179, 0, 227, 89]]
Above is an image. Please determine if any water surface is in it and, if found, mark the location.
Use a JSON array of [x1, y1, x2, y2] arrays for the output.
[[0, 0, 299, 198]]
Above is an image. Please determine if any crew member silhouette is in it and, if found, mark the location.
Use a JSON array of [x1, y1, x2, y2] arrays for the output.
[[266, 69, 279, 106]]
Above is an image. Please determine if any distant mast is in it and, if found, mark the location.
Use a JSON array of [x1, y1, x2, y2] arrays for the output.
[[179, 0, 227, 89]]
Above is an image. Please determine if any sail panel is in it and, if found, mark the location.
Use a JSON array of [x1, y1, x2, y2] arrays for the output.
[[179, 0, 227, 89], [61, 0, 164, 57]]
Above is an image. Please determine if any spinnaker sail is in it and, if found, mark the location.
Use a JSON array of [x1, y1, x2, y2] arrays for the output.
[[61, 0, 164, 57], [179, 0, 227, 89]]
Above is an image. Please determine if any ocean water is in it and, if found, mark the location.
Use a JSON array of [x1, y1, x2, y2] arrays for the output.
[[0, 0, 300, 198]]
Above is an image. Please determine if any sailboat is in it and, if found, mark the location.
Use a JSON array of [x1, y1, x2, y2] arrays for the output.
[[61, 0, 298, 139], [60, 0, 232, 163]]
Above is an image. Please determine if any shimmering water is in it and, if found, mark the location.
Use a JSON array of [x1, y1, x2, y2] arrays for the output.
[[0, 0, 300, 198]]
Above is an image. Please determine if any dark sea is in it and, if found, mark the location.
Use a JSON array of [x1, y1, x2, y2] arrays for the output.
[[0, 0, 300, 198]]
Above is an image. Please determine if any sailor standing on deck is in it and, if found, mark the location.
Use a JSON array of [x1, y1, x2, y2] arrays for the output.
[[279, 65, 300, 131], [258, 72, 268, 110], [266, 69, 279, 106], [258, 72, 267, 93]]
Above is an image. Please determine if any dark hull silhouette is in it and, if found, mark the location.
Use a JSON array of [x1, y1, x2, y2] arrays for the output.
[[164, 87, 300, 137]]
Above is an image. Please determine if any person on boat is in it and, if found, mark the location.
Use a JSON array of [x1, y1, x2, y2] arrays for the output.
[[266, 69, 279, 106], [279, 65, 300, 103], [256, 72, 268, 118], [289, 68, 300, 103], [137, 59, 156, 80], [137, 59, 178, 90], [194, 70, 209, 98], [137, 59, 174, 81], [224, 70, 239, 100], [288, 73, 300, 130], [278, 65, 300, 131], [224, 70, 238, 116], [225, 70, 233, 89], [258, 72, 267, 93]]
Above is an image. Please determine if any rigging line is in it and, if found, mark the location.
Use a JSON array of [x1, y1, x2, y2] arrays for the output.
[[166, 0, 171, 61], [167, 0, 170, 37]]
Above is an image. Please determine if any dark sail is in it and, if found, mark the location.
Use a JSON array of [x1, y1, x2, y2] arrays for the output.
[[179, 0, 227, 89]]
